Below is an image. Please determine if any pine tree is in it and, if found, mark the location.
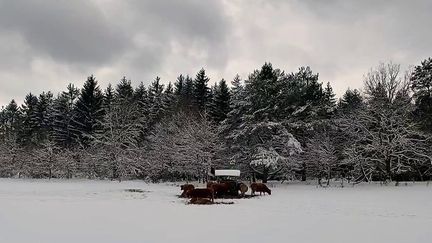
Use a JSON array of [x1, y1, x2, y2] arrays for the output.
[[411, 57, 432, 132], [147, 77, 165, 127], [299, 67, 323, 105], [163, 82, 175, 114], [73, 75, 104, 145], [104, 84, 114, 111], [193, 68, 210, 112], [20, 93, 39, 146], [133, 82, 149, 112], [178, 75, 195, 110], [133, 82, 150, 144], [411, 58, 432, 97], [116, 77, 134, 102], [219, 75, 248, 171], [209, 79, 231, 123], [174, 75, 185, 109], [0, 100, 22, 142], [220, 75, 246, 134], [323, 82, 336, 107], [231, 74, 242, 95], [35, 92, 54, 143], [52, 96, 72, 147], [165, 82, 174, 95], [0, 100, 25, 177], [233, 121, 302, 182], [338, 88, 363, 113], [115, 77, 135, 115], [279, 66, 325, 120], [51, 84, 80, 147], [246, 63, 283, 121], [207, 82, 216, 115], [319, 82, 337, 117], [174, 74, 185, 96], [149, 77, 164, 100]]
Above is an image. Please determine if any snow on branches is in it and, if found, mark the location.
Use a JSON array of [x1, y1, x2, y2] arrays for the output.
[[145, 112, 220, 181], [341, 62, 432, 182], [228, 121, 302, 182]]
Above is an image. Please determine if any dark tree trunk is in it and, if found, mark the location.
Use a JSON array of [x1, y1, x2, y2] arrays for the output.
[[385, 158, 392, 181], [262, 166, 269, 183], [301, 162, 307, 181]]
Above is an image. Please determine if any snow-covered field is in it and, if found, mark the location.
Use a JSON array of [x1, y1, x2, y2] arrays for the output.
[[0, 179, 431, 243]]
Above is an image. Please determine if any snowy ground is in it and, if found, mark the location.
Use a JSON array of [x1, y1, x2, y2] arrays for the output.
[[0, 179, 431, 243]]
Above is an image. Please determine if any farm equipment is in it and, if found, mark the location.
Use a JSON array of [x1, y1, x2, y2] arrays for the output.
[[209, 169, 243, 197]]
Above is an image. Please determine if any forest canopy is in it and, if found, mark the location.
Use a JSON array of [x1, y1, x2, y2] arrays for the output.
[[1, 59, 431, 184]]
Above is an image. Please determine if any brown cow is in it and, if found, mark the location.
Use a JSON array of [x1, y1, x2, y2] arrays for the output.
[[206, 181, 217, 189], [180, 184, 194, 198], [189, 197, 213, 205], [208, 182, 230, 198], [251, 182, 271, 195], [239, 183, 248, 197], [186, 188, 214, 202]]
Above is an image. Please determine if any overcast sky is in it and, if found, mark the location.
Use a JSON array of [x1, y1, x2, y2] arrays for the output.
[[0, 0, 431, 105]]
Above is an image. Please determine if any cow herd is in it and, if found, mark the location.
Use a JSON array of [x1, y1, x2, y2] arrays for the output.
[[180, 181, 272, 204]]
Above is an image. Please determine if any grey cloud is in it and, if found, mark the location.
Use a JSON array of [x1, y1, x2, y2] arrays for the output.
[[0, 0, 233, 105], [298, 0, 432, 49], [125, 0, 231, 68], [298, 0, 402, 21], [127, 0, 229, 42], [0, 0, 129, 65], [0, 0, 132, 104], [250, 0, 432, 89], [88, 0, 232, 84], [1, 0, 432, 105], [0, 32, 32, 71], [296, 0, 432, 64]]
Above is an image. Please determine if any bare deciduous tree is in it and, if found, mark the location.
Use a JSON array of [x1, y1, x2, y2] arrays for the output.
[[146, 112, 220, 181], [364, 62, 402, 103], [305, 129, 339, 186]]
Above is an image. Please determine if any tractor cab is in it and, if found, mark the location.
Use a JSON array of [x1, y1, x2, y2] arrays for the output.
[[209, 169, 242, 197]]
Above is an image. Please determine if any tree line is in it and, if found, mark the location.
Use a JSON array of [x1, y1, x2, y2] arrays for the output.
[[0, 59, 431, 184]]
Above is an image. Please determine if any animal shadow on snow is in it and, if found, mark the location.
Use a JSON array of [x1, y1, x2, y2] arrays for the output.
[[123, 188, 151, 199]]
